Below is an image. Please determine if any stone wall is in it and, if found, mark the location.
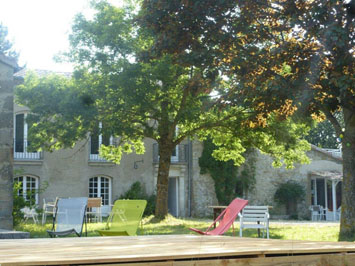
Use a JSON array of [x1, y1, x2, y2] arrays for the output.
[[0, 55, 16, 229], [247, 148, 342, 219], [191, 140, 218, 217], [190, 144, 342, 219]]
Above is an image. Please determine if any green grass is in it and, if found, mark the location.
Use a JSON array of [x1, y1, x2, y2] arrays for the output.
[[14, 215, 346, 242]]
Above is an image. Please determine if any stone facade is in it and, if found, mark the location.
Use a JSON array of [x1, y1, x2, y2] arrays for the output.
[[189, 145, 342, 219], [191, 141, 218, 217], [244, 147, 342, 219], [14, 97, 193, 217], [0, 54, 17, 229]]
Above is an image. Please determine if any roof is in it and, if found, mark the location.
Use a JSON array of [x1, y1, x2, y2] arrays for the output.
[[14, 68, 72, 79], [310, 144, 342, 162], [309, 170, 343, 181], [0, 53, 18, 69]]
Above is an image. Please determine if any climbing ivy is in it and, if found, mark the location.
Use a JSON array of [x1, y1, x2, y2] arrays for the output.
[[235, 149, 256, 198], [274, 180, 305, 217], [199, 139, 256, 204]]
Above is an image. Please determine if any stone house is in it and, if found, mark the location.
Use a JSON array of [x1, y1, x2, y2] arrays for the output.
[[12, 69, 343, 220], [13, 69, 203, 218], [244, 146, 343, 220]]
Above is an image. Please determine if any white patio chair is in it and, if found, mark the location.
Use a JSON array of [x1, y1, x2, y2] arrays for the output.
[[21, 207, 39, 224], [239, 205, 270, 239], [42, 198, 58, 225], [309, 205, 325, 221]]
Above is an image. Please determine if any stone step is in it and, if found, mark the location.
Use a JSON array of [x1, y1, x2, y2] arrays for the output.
[[0, 229, 30, 239]]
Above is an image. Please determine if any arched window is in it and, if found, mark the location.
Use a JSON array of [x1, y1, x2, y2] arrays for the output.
[[14, 176, 39, 205], [89, 176, 112, 214]]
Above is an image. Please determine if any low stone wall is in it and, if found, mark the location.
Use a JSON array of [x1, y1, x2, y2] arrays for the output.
[[0, 229, 30, 239]]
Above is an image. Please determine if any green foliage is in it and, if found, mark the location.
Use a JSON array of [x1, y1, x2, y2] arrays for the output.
[[274, 181, 305, 205], [199, 139, 239, 205], [12, 172, 49, 226], [15, 216, 347, 242], [305, 113, 344, 149], [199, 139, 256, 204], [274, 180, 305, 217], [235, 150, 256, 197], [16, 0, 312, 218], [306, 120, 339, 149], [120, 182, 156, 216], [12, 182, 29, 226], [0, 23, 18, 60]]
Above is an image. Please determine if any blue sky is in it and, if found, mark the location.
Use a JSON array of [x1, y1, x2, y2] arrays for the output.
[[0, 0, 93, 71]]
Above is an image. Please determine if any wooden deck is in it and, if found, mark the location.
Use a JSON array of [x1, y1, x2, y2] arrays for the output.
[[0, 235, 354, 265]]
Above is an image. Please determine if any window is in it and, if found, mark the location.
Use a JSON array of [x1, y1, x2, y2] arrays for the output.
[[14, 176, 39, 205], [171, 145, 179, 162], [14, 113, 41, 160], [89, 176, 111, 207], [171, 126, 179, 162], [89, 122, 112, 161]]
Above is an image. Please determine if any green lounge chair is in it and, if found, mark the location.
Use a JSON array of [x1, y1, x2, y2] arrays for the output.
[[98, 199, 147, 236]]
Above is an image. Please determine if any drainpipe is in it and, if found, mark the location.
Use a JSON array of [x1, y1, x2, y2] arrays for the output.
[[187, 137, 193, 217]]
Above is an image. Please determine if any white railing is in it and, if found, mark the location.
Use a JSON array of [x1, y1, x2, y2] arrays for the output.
[[153, 143, 188, 163], [89, 153, 108, 162], [323, 148, 342, 158], [14, 139, 42, 160]]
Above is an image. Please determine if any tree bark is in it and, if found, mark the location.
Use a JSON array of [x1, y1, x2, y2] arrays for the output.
[[339, 108, 355, 240], [155, 144, 172, 219]]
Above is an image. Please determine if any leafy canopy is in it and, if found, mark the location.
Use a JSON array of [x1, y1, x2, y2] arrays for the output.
[[16, 0, 311, 169], [0, 23, 19, 60]]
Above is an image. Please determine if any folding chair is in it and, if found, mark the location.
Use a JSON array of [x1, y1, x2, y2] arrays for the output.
[[189, 198, 248, 235], [47, 197, 88, 237], [86, 197, 102, 222], [98, 200, 147, 236], [42, 198, 58, 225]]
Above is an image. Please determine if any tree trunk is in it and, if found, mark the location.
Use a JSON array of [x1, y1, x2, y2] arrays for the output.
[[339, 109, 355, 240], [155, 144, 172, 219]]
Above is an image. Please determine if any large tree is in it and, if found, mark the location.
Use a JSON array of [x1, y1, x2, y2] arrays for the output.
[[16, 0, 310, 218], [0, 23, 19, 60], [230, 0, 354, 240], [141, 0, 354, 238]]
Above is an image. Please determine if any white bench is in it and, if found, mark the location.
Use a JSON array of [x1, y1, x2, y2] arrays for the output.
[[239, 206, 269, 239]]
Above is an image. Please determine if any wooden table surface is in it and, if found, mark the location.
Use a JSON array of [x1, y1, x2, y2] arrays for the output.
[[0, 235, 354, 265]]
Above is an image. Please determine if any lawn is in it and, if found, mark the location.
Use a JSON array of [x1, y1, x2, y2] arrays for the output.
[[15, 215, 343, 242]]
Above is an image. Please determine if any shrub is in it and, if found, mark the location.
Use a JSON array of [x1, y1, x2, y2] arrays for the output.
[[120, 182, 156, 216], [12, 182, 29, 226], [274, 180, 305, 217]]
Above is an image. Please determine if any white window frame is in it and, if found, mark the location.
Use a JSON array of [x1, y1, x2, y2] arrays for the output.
[[14, 112, 41, 160], [171, 127, 179, 162], [89, 122, 113, 161], [89, 176, 112, 214], [14, 175, 39, 205]]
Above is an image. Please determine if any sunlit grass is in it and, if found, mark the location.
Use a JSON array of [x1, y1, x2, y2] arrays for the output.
[[15, 215, 346, 242]]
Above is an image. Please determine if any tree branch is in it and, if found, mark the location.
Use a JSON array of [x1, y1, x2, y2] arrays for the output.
[[321, 107, 342, 136]]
